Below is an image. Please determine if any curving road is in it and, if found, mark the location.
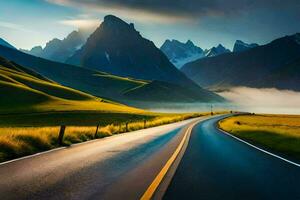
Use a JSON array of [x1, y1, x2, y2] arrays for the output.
[[1, 115, 300, 200], [0, 117, 204, 200], [164, 115, 300, 200]]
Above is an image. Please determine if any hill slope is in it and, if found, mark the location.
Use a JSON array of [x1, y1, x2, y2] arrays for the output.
[[0, 38, 15, 49], [256, 58, 300, 90], [181, 33, 300, 90], [0, 45, 223, 104], [124, 80, 218, 102], [0, 56, 143, 114]]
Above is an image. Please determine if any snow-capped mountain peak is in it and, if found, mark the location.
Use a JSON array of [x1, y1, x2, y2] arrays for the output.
[[205, 44, 231, 57], [160, 39, 204, 68]]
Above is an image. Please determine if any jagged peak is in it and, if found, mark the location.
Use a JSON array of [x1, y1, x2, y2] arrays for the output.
[[216, 44, 225, 48], [235, 40, 245, 44], [103, 15, 131, 27], [235, 40, 258, 46], [30, 46, 43, 50], [46, 38, 61, 45], [95, 15, 138, 36], [104, 15, 122, 22], [171, 39, 182, 44], [186, 40, 195, 46]]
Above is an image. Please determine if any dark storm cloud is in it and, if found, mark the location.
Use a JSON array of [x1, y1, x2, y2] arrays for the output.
[[49, 0, 300, 19], [48, 0, 300, 47]]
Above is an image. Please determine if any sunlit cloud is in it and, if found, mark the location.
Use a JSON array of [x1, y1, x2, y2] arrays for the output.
[[59, 19, 100, 29], [46, 0, 192, 24]]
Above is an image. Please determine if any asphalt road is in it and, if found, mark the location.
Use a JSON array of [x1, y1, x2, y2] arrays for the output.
[[164, 115, 300, 200], [0, 117, 201, 200]]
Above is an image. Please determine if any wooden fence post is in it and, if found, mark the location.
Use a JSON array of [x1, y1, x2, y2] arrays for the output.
[[94, 124, 99, 138], [58, 125, 66, 146], [126, 122, 129, 132]]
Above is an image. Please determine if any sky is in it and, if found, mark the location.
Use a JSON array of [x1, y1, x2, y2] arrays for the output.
[[0, 0, 299, 50]]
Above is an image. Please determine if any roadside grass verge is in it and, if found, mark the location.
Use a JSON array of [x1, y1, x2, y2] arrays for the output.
[[0, 112, 219, 163], [218, 114, 300, 161]]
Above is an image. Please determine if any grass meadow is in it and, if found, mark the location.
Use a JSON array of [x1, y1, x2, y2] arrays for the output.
[[0, 112, 210, 162], [219, 114, 300, 161]]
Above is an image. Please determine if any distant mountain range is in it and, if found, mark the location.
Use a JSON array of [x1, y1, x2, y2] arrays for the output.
[[181, 33, 300, 91], [0, 38, 15, 49], [161, 39, 260, 68], [160, 41, 233, 68], [160, 40, 204, 68], [21, 30, 88, 63]]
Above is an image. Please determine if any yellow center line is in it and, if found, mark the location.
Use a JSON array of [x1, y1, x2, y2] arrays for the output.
[[140, 122, 197, 200]]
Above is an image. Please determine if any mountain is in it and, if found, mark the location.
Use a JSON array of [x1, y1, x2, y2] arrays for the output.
[[24, 46, 43, 56], [22, 30, 88, 63], [0, 38, 15, 49], [0, 45, 223, 105], [256, 57, 300, 90], [204, 44, 231, 57], [160, 39, 204, 68], [124, 80, 222, 102], [0, 56, 142, 114], [233, 40, 259, 52], [67, 15, 204, 89], [181, 33, 300, 90]]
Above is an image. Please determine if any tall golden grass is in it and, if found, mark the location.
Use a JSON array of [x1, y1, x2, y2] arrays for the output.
[[219, 114, 300, 138], [0, 112, 210, 162], [219, 114, 300, 160]]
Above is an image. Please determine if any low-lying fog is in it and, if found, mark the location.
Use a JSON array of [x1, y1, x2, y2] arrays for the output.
[[149, 87, 300, 114]]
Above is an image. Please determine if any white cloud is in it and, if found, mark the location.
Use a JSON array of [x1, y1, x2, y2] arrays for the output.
[[46, 0, 189, 24], [59, 19, 100, 29]]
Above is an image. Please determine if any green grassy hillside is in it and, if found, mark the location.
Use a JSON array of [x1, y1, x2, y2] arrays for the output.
[[0, 45, 223, 104], [0, 57, 144, 114], [124, 80, 221, 102]]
